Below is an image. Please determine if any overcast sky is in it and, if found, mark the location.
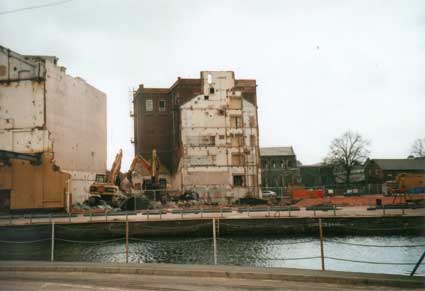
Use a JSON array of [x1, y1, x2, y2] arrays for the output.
[[1, 0, 424, 169]]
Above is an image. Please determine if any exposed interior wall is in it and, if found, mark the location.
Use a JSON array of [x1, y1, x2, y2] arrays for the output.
[[0, 50, 50, 154], [0, 47, 107, 207], [178, 71, 261, 203], [0, 153, 70, 210]]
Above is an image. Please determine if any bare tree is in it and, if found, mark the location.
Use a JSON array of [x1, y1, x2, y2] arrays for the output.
[[325, 131, 370, 186], [410, 138, 425, 158]]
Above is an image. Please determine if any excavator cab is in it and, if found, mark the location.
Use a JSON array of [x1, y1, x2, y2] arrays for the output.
[[88, 150, 125, 207], [95, 174, 108, 183]]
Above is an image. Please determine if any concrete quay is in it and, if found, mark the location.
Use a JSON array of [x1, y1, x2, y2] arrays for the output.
[[1, 206, 425, 227], [0, 261, 424, 290]]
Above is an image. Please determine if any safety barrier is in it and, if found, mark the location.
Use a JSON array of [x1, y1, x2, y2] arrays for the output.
[[0, 217, 423, 276]]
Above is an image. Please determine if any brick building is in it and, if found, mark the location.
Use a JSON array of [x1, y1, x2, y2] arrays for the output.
[[260, 147, 300, 188], [133, 71, 261, 203], [364, 158, 425, 184]]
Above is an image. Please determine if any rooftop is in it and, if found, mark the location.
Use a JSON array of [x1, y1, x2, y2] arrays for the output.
[[260, 147, 295, 157], [369, 159, 425, 171]]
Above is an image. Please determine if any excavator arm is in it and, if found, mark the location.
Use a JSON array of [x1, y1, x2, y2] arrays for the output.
[[109, 149, 123, 185]]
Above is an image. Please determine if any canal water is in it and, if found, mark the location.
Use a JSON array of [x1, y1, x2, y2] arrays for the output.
[[1, 231, 424, 276]]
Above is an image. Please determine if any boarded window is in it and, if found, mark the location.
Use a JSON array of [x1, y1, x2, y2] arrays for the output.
[[229, 97, 242, 109], [249, 116, 256, 127], [146, 99, 153, 111], [231, 134, 244, 147], [159, 100, 166, 111], [186, 136, 215, 146], [231, 153, 245, 166], [219, 135, 225, 140], [230, 115, 243, 128], [186, 155, 215, 166], [233, 175, 244, 187], [250, 135, 256, 146]]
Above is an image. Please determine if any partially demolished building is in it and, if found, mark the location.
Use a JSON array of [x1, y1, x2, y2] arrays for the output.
[[133, 71, 261, 203], [0, 46, 107, 211]]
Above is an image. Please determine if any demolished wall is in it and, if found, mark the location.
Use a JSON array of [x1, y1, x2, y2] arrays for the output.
[[0, 46, 107, 210]]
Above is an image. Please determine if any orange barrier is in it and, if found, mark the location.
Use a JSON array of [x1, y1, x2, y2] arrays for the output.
[[292, 189, 324, 199]]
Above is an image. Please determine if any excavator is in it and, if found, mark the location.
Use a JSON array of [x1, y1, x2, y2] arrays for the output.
[[128, 149, 167, 201], [88, 149, 126, 207], [387, 173, 425, 205]]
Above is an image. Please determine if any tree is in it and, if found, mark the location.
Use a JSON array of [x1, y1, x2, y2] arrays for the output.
[[325, 131, 370, 186], [410, 138, 425, 158]]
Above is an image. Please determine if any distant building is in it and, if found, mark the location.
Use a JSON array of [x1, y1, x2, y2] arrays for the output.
[[0, 46, 107, 211], [260, 147, 300, 189], [133, 71, 261, 203], [334, 165, 366, 185], [299, 163, 335, 188], [364, 159, 425, 184]]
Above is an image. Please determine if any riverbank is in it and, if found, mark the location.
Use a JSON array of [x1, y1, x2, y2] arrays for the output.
[[1, 206, 424, 227], [0, 216, 424, 241], [0, 261, 423, 289]]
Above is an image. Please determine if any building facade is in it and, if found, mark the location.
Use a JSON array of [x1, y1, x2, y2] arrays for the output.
[[364, 159, 425, 184], [260, 147, 301, 190], [299, 164, 335, 188], [133, 71, 261, 203], [0, 46, 107, 210]]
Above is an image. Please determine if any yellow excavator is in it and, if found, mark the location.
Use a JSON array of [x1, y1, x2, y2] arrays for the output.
[[89, 149, 125, 206], [128, 149, 167, 201]]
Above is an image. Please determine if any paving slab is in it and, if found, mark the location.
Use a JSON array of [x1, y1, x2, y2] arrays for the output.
[[0, 261, 423, 289]]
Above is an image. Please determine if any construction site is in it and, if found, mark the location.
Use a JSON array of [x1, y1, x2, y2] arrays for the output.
[[0, 46, 424, 216]]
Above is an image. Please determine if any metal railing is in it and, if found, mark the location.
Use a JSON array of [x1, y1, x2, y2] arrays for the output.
[[0, 217, 424, 276]]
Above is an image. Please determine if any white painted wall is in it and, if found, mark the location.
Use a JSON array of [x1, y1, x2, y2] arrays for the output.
[[0, 48, 107, 205], [45, 62, 107, 174]]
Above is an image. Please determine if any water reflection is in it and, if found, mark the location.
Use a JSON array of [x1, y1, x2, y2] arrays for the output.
[[1, 235, 424, 276]]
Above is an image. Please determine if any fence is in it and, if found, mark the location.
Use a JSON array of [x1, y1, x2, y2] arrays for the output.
[[0, 217, 424, 276]]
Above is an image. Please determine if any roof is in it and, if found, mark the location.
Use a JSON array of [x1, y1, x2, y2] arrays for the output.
[[260, 147, 295, 157], [369, 159, 425, 171]]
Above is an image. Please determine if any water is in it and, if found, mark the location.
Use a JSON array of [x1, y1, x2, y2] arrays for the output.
[[1, 232, 424, 276]]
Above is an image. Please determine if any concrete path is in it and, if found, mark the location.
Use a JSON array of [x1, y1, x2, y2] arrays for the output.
[[0, 261, 423, 290], [2, 206, 425, 226]]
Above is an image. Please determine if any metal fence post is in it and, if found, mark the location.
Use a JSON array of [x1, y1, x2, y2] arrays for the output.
[[105, 211, 108, 222], [319, 218, 325, 271], [201, 208, 203, 219], [382, 205, 386, 216], [125, 216, 129, 263], [402, 205, 405, 216], [247, 207, 250, 217], [68, 212, 71, 223], [212, 218, 217, 265], [90, 211, 92, 222], [181, 209, 183, 219], [288, 207, 291, 217], [51, 221, 55, 262], [333, 205, 336, 217], [410, 250, 425, 276], [29, 214, 32, 225]]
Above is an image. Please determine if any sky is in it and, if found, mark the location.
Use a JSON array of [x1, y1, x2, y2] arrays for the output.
[[1, 0, 424, 170]]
